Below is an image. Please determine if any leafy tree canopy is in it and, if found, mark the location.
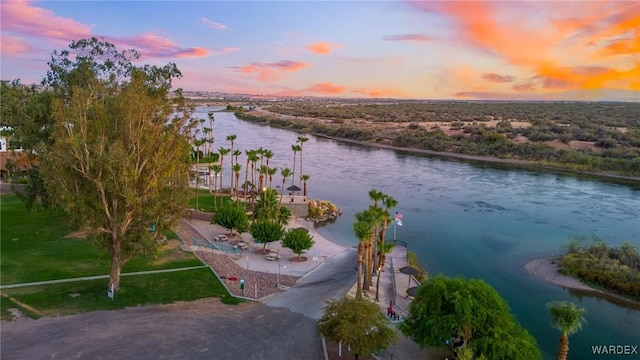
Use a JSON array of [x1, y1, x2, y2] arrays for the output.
[[400, 276, 541, 360], [212, 203, 250, 235], [39, 37, 194, 291], [249, 220, 285, 251], [318, 297, 397, 359], [281, 227, 314, 260]]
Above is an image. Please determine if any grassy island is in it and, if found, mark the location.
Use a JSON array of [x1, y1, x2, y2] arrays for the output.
[[560, 237, 640, 302]]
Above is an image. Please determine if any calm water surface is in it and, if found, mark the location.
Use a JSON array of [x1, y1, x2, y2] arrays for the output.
[[197, 107, 640, 360]]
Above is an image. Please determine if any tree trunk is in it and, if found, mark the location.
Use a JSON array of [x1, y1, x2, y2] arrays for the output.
[[356, 242, 364, 300], [109, 241, 122, 292], [375, 260, 382, 301], [363, 239, 372, 291], [556, 333, 569, 360]]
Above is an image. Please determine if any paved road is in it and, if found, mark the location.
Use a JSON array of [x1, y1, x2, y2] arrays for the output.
[[0, 299, 324, 360], [264, 248, 357, 319]]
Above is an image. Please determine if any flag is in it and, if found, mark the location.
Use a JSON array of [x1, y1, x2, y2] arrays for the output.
[[395, 211, 403, 226]]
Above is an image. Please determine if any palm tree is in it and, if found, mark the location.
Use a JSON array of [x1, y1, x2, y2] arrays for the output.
[[226, 134, 237, 189], [259, 165, 268, 191], [207, 111, 215, 155], [301, 174, 310, 197], [368, 189, 385, 284], [193, 138, 206, 210], [369, 189, 384, 208], [211, 164, 222, 208], [248, 151, 260, 195], [547, 301, 587, 360], [296, 136, 309, 186], [290, 144, 301, 186], [231, 149, 242, 187], [378, 194, 398, 266], [243, 149, 253, 195], [279, 167, 292, 207], [233, 163, 242, 206], [353, 210, 377, 300], [267, 167, 277, 190], [263, 149, 274, 169], [218, 147, 230, 190]]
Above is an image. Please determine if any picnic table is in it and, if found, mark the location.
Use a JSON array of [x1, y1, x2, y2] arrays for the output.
[[214, 235, 229, 242]]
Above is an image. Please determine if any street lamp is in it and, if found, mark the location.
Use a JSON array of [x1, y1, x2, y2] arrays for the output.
[[277, 263, 286, 288]]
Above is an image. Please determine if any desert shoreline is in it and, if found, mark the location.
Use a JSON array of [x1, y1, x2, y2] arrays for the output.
[[311, 133, 640, 182], [524, 256, 640, 309]]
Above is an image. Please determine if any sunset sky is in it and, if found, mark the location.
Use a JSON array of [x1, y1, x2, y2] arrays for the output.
[[1, 0, 638, 101]]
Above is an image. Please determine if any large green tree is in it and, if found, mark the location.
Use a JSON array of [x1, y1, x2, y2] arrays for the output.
[[281, 227, 314, 260], [318, 297, 397, 360], [547, 301, 586, 360], [0, 80, 56, 210], [212, 203, 250, 236], [400, 276, 541, 360], [40, 38, 194, 292], [249, 220, 285, 251]]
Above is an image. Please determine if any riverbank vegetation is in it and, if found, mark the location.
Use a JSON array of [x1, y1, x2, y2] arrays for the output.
[[235, 101, 640, 178], [560, 237, 640, 301], [401, 276, 541, 360]]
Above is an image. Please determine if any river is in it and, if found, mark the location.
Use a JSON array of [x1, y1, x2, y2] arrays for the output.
[[195, 107, 640, 360]]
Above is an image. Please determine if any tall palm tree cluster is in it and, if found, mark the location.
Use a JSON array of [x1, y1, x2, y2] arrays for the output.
[[352, 189, 398, 301], [191, 113, 311, 213]]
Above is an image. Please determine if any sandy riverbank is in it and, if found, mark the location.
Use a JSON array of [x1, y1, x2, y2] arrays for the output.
[[524, 256, 640, 308]]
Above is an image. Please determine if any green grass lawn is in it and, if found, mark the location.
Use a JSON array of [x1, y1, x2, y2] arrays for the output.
[[188, 189, 234, 212], [1, 194, 234, 320]]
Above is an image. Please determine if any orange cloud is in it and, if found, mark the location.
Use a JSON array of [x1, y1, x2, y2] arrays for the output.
[[383, 34, 431, 42], [235, 60, 310, 82], [408, 0, 639, 95], [306, 41, 342, 55], [482, 73, 515, 83], [307, 82, 347, 94], [353, 86, 408, 98], [1, 0, 92, 42]]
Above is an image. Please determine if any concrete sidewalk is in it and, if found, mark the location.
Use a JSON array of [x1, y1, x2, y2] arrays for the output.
[[345, 244, 449, 360], [187, 218, 449, 359]]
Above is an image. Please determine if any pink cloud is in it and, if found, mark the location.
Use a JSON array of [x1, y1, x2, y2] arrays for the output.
[[481, 73, 515, 83], [1, 1, 209, 61], [218, 47, 240, 55], [201, 17, 228, 30], [306, 82, 347, 94], [383, 34, 432, 42], [306, 41, 342, 55], [235, 60, 310, 82], [0, 0, 92, 42], [0, 35, 37, 57], [116, 33, 209, 59]]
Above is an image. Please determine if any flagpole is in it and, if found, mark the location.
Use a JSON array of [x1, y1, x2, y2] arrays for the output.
[[393, 219, 397, 241]]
